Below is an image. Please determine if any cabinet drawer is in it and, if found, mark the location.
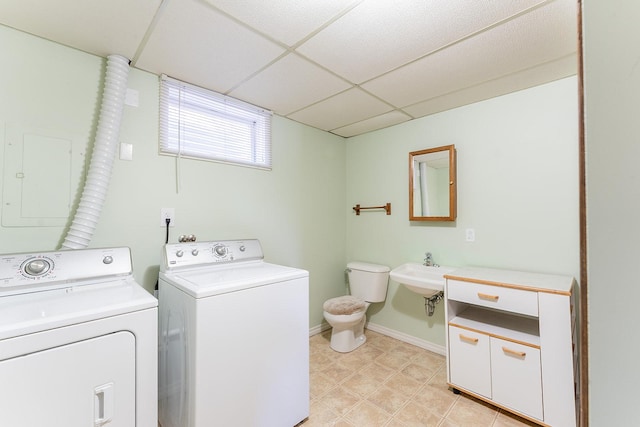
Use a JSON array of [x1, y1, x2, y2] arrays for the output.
[[491, 338, 543, 420], [448, 326, 491, 398], [447, 280, 538, 317]]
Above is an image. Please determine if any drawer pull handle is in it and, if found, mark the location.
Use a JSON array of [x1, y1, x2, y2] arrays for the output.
[[477, 292, 499, 301], [459, 334, 479, 344], [502, 346, 526, 358]]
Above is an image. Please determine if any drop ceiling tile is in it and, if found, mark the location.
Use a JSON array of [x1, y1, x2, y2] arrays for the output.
[[229, 53, 351, 115], [361, 0, 576, 108], [287, 88, 393, 131], [404, 54, 578, 118], [331, 111, 412, 137], [0, 0, 162, 59], [0, 0, 578, 138], [203, 0, 361, 46], [135, 0, 285, 93], [297, 0, 548, 84]]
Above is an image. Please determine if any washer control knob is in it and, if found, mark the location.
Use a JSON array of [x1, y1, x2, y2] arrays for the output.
[[103, 256, 113, 264], [176, 250, 184, 257], [214, 245, 227, 257], [192, 249, 199, 256], [25, 259, 50, 276], [239, 245, 246, 252]]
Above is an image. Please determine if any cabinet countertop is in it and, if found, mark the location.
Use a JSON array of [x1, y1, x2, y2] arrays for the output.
[[445, 266, 575, 295]]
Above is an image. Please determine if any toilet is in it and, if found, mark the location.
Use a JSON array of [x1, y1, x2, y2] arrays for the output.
[[323, 261, 390, 352]]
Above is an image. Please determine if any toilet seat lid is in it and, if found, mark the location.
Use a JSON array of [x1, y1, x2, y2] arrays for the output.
[[323, 295, 366, 315]]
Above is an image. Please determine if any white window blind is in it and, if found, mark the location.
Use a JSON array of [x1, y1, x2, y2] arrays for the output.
[[159, 75, 272, 169]]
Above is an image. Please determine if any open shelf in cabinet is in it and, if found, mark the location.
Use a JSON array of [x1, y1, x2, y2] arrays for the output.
[[448, 305, 540, 347]]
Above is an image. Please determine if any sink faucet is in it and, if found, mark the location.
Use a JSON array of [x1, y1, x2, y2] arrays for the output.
[[424, 252, 439, 267]]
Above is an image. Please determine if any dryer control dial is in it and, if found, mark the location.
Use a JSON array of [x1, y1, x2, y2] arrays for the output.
[[23, 258, 52, 277], [213, 244, 227, 257]]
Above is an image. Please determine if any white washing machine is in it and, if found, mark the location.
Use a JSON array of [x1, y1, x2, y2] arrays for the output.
[[158, 239, 309, 427], [0, 247, 157, 427]]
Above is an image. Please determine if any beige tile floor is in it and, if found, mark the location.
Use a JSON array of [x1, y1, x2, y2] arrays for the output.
[[304, 329, 539, 427]]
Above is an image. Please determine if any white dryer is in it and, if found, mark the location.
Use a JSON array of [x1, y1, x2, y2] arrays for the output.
[[158, 239, 309, 427], [0, 247, 157, 427]]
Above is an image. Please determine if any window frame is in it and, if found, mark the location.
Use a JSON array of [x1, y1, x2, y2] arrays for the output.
[[159, 75, 272, 170]]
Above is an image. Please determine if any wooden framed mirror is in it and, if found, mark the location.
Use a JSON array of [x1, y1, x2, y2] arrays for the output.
[[409, 144, 456, 221]]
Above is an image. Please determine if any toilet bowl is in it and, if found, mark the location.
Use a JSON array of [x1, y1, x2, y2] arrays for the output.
[[323, 262, 390, 353], [323, 296, 369, 352]]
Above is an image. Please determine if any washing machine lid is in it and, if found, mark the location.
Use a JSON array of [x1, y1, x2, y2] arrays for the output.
[[160, 261, 308, 298], [0, 276, 157, 340]]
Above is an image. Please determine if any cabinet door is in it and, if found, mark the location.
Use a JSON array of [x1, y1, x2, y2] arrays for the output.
[[491, 337, 543, 420], [448, 326, 491, 398]]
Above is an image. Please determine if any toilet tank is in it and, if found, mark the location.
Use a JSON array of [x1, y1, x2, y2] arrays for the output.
[[347, 261, 390, 303]]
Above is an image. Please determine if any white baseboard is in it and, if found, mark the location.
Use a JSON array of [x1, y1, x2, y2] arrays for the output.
[[309, 323, 331, 337], [365, 322, 446, 356], [309, 321, 445, 356]]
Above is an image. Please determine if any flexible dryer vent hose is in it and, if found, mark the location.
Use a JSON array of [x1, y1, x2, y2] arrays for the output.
[[60, 54, 130, 250]]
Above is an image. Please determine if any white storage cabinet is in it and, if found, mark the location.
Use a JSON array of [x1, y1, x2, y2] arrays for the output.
[[444, 267, 578, 427]]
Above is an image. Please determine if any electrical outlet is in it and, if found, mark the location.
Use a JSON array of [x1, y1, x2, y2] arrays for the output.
[[161, 208, 175, 227], [465, 228, 475, 242]]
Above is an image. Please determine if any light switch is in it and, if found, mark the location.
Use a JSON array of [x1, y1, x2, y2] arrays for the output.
[[119, 143, 133, 161], [465, 228, 475, 242]]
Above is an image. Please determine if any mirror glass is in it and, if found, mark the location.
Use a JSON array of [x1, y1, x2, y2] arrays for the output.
[[409, 144, 456, 221]]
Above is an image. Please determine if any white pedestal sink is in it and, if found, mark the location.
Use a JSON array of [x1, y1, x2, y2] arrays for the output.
[[390, 263, 455, 298]]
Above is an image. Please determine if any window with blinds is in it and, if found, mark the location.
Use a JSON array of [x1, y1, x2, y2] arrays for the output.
[[159, 75, 272, 169]]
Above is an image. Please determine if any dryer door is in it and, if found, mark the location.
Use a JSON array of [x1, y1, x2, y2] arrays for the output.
[[0, 331, 136, 426]]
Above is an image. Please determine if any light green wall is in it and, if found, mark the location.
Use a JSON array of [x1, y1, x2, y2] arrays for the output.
[[0, 24, 580, 354], [583, 1, 640, 424], [346, 76, 580, 347], [0, 25, 346, 327]]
